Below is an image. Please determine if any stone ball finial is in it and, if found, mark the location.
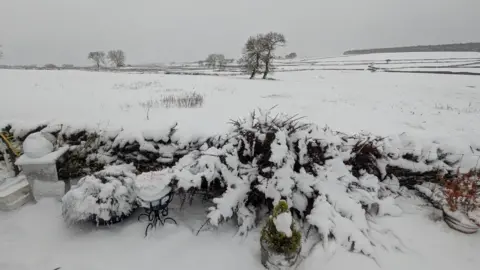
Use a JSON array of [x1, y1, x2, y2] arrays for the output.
[[23, 132, 54, 158]]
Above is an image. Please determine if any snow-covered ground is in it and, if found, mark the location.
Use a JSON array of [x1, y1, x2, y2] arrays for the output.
[[2, 52, 480, 270], [308, 52, 480, 62], [275, 52, 480, 73], [399, 67, 480, 73], [157, 52, 480, 75], [1, 183, 480, 270], [1, 67, 479, 141]]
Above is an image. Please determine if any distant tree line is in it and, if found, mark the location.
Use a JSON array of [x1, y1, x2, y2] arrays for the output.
[[344, 42, 480, 55], [44, 63, 57, 69], [1, 38, 299, 78], [199, 54, 235, 70], [0, 46, 128, 70]]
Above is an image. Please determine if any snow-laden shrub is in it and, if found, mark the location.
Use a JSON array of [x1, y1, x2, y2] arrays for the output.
[[347, 137, 383, 178], [62, 164, 137, 225], [416, 170, 480, 213], [443, 169, 479, 212], [142, 109, 406, 258], [57, 132, 106, 179], [261, 200, 301, 255]]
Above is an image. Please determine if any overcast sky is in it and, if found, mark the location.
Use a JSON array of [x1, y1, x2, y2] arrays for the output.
[[1, 0, 479, 65]]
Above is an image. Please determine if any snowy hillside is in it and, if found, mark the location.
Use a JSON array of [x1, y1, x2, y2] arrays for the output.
[[1, 52, 480, 270], [163, 52, 480, 74]]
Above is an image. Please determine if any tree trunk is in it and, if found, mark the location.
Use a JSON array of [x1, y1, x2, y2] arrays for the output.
[[250, 69, 256, 79], [262, 51, 271, 79], [250, 54, 261, 79]]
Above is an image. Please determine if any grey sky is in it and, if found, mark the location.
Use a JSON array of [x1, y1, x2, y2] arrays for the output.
[[1, 0, 479, 65]]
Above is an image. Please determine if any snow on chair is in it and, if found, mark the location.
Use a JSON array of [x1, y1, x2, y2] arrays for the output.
[[14, 132, 69, 202]]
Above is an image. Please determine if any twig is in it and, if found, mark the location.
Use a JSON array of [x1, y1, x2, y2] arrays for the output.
[[196, 219, 210, 236], [267, 104, 279, 111]]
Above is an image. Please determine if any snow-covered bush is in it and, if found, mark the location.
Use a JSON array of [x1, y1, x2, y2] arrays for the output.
[[443, 169, 478, 212], [415, 180, 445, 208], [56, 131, 106, 179], [139, 109, 406, 258], [347, 138, 383, 178], [261, 200, 301, 255], [62, 164, 137, 225]]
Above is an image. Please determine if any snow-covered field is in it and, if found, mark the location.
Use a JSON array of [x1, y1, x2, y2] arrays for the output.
[[2, 52, 480, 270], [2, 63, 480, 158], [166, 52, 480, 74], [1, 66, 480, 139]]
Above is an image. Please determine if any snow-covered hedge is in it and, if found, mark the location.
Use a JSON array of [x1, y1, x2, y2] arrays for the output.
[[1, 122, 203, 179], [62, 164, 137, 225]]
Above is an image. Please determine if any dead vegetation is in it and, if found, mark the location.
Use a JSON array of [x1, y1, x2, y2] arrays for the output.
[[139, 92, 204, 111], [161, 92, 204, 108]]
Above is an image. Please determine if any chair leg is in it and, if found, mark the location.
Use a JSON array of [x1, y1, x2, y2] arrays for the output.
[[145, 223, 153, 237], [163, 217, 177, 225]]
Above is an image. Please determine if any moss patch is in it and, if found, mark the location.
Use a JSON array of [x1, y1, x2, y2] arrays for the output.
[[261, 200, 301, 255]]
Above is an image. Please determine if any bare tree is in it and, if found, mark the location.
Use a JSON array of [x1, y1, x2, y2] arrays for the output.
[[205, 54, 226, 70], [260, 32, 286, 79], [205, 54, 216, 68], [217, 54, 226, 70], [88, 51, 106, 69], [285, 52, 297, 59], [107, 50, 126, 68], [241, 35, 265, 79], [0, 45, 3, 59]]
